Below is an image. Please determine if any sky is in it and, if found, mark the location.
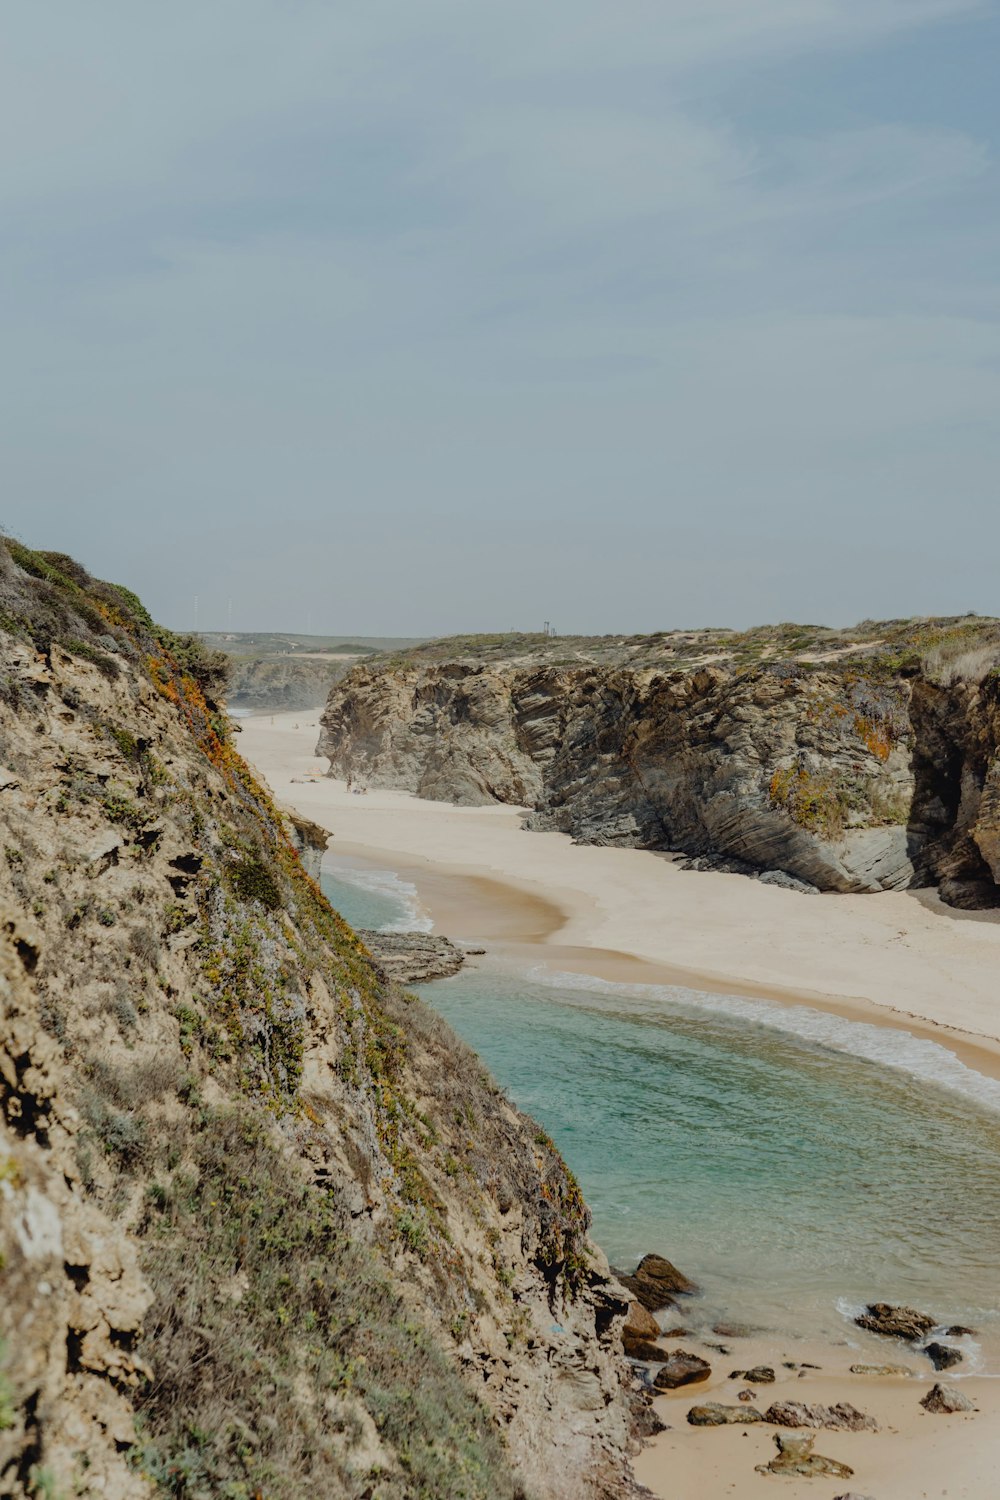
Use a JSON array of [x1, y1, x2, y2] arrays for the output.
[[2, 1, 998, 636]]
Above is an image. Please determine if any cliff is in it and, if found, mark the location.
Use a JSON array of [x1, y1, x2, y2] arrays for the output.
[[0, 541, 640, 1499], [317, 623, 1000, 906]]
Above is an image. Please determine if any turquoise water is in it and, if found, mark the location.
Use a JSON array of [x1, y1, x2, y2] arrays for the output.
[[321, 860, 430, 934], [324, 857, 1000, 1355]]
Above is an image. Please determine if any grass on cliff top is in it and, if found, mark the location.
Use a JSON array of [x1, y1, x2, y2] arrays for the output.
[[363, 615, 1000, 679]]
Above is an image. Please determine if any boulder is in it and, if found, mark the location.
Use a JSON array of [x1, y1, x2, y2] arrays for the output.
[[730, 1365, 775, 1384], [616, 1253, 698, 1312], [653, 1352, 712, 1390], [854, 1303, 936, 1342], [755, 1433, 854, 1479], [921, 1383, 975, 1414], [623, 1302, 661, 1342], [687, 1403, 764, 1426], [737, 1389, 756, 1403], [624, 1338, 672, 1364], [924, 1342, 962, 1371], [764, 1401, 878, 1432]]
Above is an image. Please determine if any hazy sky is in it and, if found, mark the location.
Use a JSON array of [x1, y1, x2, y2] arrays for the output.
[[3, 2, 998, 635]]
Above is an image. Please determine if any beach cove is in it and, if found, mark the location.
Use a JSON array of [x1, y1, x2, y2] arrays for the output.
[[241, 710, 1000, 1499]]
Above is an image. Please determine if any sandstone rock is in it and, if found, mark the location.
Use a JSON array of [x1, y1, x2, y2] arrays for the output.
[[755, 1433, 854, 1479], [924, 1342, 962, 1371], [764, 1401, 878, 1432], [616, 1254, 697, 1313], [921, 1383, 975, 1414], [653, 1352, 712, 1390], [850, 1363, 913, 1377], [634, 1253, 698, 1296], [687, 1403, 764, 1425], [730, 1365, 775, 1383], [854, 1303, 936, 1341], [623, 1301, 661, 1342]]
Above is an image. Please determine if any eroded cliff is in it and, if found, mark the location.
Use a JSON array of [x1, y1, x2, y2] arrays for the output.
[[317, 623, 1000, 905], [0, 541, 639, 1499]]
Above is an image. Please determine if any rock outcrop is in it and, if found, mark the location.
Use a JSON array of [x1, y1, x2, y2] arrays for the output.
[[0, 540, 642, 1499], [317, 622, 1000, 903], [357, 930, 467, 984]]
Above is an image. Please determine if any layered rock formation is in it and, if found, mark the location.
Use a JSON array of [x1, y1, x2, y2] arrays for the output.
[[0, 541, 640, 1499], [317, 623, 1000, 903]]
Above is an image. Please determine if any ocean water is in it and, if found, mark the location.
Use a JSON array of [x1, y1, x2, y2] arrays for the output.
[[323, 856, 1000, 1358], [321, 859, 432, 934]]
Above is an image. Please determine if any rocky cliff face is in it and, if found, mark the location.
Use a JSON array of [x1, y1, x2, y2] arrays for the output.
[[317, 626, 1000, 905], [0, 541, 640, 1499], [228, 654, 353, 710]]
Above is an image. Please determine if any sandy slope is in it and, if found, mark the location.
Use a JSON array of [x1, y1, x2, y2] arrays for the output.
[[240, 709, 1000, 1500]]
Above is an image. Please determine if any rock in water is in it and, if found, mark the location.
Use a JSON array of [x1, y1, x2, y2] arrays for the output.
[[924, 1341, 962, 1371], [764, 1401, 878, 1432], [634, 1253, 699, 1296], [921, 1383, 976, 1414], [687, 1403, 764, 1426], [755, 1433, 854, 1479], [730, 1365, 775, 1383], [356, 929, 466, 984], [854, 1302, 936, 1341], [616, 1252, 698, 1312], [653, 1352, 712, 1390]]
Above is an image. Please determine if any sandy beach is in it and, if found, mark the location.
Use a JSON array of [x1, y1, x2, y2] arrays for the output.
[[240, 710, 1000, 1499], [240, 711, 1000, 1061]]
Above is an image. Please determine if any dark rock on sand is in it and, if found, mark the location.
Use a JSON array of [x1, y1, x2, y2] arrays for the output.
[[924, 1342, 963, 1371], [764, 1401, 878, 1432], [653, 1352, 712, 1390], [730, 1366, 775, 1384], [854, 1303, 936, 1342], [624, 1338, 673, 1364], [687, 1403, 764, 1426], [920, 1383, 976, 1414], [737, 1390, 756, 1403], [633, 1395, 671, 1438], [755, 1434, 853, 1479]]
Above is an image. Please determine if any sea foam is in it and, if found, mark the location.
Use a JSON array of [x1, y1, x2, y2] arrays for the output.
[[529, 965, 1000, 1116]]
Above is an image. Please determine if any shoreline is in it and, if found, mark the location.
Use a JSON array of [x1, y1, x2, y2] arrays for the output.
[[240, 710, 1000, 1500], [239, 710, 1000, 1083], [331, 837, 1000, 1088]]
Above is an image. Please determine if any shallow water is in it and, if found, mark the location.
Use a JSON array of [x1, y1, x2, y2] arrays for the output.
[[323, 857, 1000, 1359]]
